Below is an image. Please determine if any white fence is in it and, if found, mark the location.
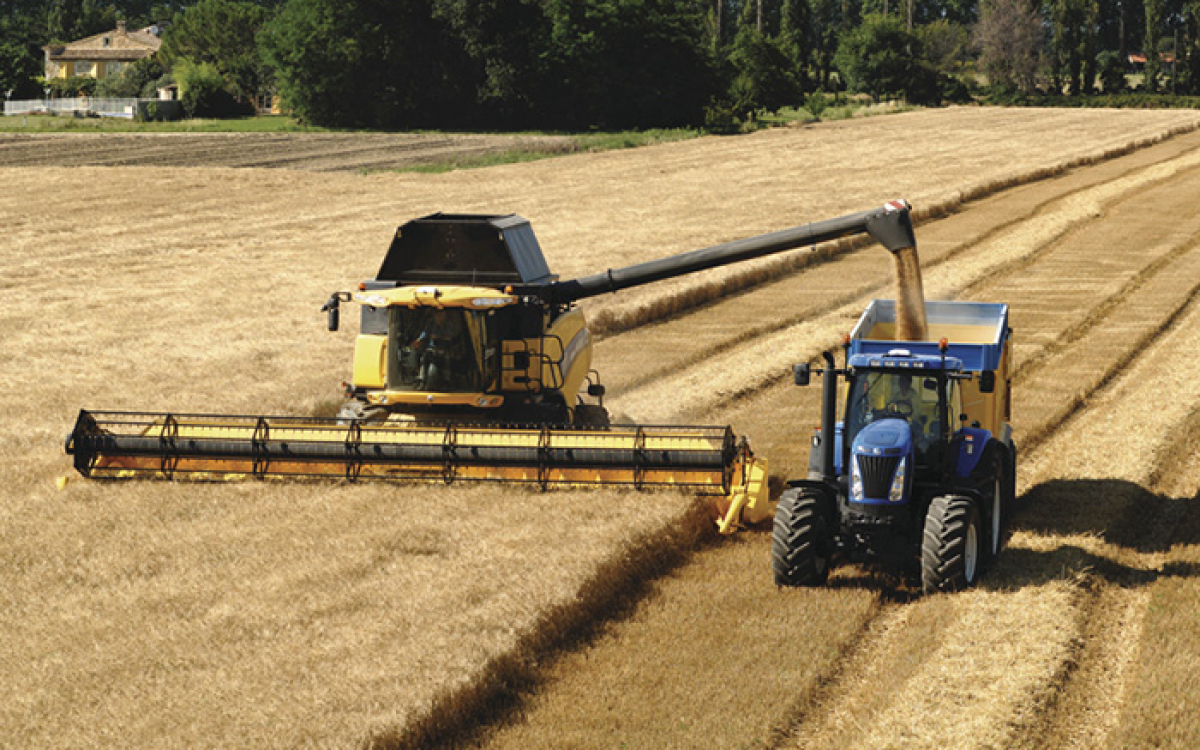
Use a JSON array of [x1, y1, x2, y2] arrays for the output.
[[4, 97, 148, 118]]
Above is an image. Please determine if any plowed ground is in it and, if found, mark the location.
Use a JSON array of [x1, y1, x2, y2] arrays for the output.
[[0, 131, 576, 171], [3, 107, 1200, 748]]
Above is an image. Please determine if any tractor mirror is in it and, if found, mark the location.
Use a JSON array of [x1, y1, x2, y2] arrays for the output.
[[979, 370, 996, 393], [793, 363, 811, 386], [326, 306, 339, 332]]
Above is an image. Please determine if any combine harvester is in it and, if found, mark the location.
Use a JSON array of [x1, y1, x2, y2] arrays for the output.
[[66, 202, 918, 532]]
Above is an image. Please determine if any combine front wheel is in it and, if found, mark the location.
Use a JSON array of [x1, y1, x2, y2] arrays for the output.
[[771, 488, 832, 587]]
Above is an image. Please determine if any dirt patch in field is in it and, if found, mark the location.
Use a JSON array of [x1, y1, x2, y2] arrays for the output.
[[0, 131, 577, 172]]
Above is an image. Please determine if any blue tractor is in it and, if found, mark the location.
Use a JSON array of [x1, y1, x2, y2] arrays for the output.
[[772, 300, 1016, 592]]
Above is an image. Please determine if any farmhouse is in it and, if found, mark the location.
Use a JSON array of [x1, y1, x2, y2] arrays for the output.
[[43, 21, 162, 80]]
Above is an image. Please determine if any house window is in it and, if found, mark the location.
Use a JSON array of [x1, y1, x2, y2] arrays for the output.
[[102, 36, 111, 47], [106, 61, 124, 77], [74, 61, 93, 76]]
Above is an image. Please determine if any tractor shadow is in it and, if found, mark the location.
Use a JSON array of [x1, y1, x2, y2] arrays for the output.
[[983, 478, 1200, 591]]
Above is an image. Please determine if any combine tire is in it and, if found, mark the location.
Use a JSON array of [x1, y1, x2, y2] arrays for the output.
[[573, 404, 611, 428], [772, 488, 831, 587], [921, 494, 981, 593]]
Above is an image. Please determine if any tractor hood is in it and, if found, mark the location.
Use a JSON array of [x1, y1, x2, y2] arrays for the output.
[[853, 418, 911, 457], [849, 418, 913, 505]]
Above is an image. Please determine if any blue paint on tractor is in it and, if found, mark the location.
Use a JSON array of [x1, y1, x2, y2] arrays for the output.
[[954, 426, 993, 477], [850, 418, 913, 505]]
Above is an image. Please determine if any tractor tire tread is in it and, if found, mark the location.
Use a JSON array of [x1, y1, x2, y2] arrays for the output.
[[772, 488, 831, 587], [921, 494, 980, 593]]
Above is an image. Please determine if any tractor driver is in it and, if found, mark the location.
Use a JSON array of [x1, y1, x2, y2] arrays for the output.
[[891, 374, 918, 414], [890, 373, 942, 451]]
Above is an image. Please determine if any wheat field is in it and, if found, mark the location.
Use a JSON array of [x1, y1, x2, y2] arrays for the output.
[[4, 107, 1200, 747]]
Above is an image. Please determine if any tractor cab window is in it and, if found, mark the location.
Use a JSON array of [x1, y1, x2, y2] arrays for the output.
[[388, 308, 496, 393], [845, 370, 949, 464]]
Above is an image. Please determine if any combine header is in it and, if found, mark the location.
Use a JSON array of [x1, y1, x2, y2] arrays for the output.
[[66, 201, 918, 532]]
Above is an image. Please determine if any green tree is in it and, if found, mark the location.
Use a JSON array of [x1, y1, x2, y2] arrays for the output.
[[779, 0, 814, 89], [1143, 0, 1163, 90], [46, 0, 114, 42], [259, 0, 475, 128], [809, 0, 847, 88], [973, 0, 1043, 92], [540, 0, 717, 129], [160, 0, 273, 100], [1096, 48, 1128, 91], [0, 11, 43, 98], [835, 13, 939, 101], [728, 24, 803, 116]]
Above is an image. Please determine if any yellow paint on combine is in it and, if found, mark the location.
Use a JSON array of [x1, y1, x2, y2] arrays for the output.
[[352, 286, 516, 309], [69, 412, 769, 532], [352, 335, 387, 388]]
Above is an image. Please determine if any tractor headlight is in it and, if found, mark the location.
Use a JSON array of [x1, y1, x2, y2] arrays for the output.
[[851, 457, 863, 501], [888, 456, 907, 502]]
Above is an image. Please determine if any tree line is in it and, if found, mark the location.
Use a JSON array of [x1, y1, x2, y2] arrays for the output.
[[2, 0, 1198, 130]]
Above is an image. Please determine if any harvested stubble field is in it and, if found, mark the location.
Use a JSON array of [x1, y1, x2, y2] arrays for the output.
[[4, 107, 1200, 748]]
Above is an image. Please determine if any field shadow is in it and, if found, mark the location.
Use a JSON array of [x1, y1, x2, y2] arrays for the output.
[[983, 478, 1200, 592]]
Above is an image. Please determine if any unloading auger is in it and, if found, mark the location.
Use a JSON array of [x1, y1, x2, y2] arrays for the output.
[[66, 201, 917, 532]]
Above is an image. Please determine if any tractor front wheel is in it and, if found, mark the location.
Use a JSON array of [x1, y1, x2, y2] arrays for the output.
[[921, 494, 981, 593], [772, 488, 832, 587]]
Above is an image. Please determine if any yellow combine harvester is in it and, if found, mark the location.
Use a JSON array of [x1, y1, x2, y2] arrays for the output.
[[66, 202, 918, 532]]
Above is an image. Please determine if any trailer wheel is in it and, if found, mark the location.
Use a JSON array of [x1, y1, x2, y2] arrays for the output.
[[921, 494, 981, 593], [980, 450, 1005, 564], [772, 488, 831, 587]]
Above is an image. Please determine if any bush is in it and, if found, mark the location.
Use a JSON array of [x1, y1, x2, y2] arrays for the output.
[[44, 76, 97, 97], [1097, 50, 1128, 94], [94, 58, 167, 99], [174, 58, 253, 118]]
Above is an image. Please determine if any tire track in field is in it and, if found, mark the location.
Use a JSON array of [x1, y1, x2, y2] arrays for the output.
[[1007, 394, 1200, 750], [467, 141, 1200, 750]]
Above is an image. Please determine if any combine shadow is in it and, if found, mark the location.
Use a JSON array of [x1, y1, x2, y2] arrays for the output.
[[983, 478, 1200, 591]]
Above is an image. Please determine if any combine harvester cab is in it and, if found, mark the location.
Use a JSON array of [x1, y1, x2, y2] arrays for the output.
[[774, 299, 1016, 592], [67, 203, 921, 534]]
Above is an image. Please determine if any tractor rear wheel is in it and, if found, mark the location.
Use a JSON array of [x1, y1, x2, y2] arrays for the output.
[[921, 494, 981, 593], [772, 488, 832, 587]]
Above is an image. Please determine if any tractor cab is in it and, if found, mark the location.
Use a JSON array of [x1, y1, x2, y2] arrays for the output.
[[841, 352, 964, 506]]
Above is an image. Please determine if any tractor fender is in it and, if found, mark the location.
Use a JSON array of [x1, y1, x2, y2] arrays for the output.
[[953, 427, 992, 478]]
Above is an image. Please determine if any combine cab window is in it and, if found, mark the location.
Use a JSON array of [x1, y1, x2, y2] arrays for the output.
[[388, 308, 497, 393]]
